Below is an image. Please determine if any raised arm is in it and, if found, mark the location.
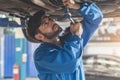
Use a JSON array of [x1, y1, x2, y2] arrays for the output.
[[62, 0, 103, 47], [77, 2, 103, 47]]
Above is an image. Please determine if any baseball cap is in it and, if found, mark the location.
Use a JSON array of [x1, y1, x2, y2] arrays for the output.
[[25, 10, 45, 42]]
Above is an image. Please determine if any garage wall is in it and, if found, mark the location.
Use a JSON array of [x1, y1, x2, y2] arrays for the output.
[[85, 42, 120, 55], [0, 28, 4, 78], [4, 34, 15, 78], [27, 42, 40, 77], [3, 34, 40, 77]]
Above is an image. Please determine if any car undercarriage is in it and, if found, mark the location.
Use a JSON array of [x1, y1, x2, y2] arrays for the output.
[[0, 0, 120, 22]]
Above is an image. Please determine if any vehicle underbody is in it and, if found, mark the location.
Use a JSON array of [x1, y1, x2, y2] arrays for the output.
[[0, 0, 120, 42], [0, 0, 120, 22]]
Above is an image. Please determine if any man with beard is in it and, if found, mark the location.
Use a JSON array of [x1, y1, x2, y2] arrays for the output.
[[26, 0, 103, 80]]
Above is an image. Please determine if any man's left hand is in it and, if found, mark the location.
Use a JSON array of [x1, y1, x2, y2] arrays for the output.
[[62, 0, 81, 9]]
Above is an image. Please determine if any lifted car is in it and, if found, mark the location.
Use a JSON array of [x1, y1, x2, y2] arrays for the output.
[[0, 0, 120, 42], [0, 0, 120, 21]]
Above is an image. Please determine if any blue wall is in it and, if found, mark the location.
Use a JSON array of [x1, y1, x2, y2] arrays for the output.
[[15, 38, 27, 80], [4, 34, 39, 77], [4, 34, 15, 78]]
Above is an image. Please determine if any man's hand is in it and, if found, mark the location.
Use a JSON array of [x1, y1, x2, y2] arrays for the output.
[[70, 22, 83, 37], [62, 0, 81, 9]]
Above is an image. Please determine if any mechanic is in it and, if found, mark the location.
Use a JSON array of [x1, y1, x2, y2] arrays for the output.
[[26, 0, 103, 80]]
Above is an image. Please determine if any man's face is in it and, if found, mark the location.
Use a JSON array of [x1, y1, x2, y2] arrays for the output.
[[38, 16, 62, 39]]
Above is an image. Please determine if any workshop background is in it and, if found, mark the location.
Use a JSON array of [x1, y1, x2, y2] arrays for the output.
[[0, 16, 120, 80], [0, 0, 120, 80]]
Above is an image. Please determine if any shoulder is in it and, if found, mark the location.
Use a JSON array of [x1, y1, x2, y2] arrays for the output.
[[33, 44, 48, 60]]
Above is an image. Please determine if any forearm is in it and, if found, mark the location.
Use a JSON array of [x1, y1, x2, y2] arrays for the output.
[[78, 2, 103, 47], [77, 2, 103, 25], [62, 0, 103, 24]]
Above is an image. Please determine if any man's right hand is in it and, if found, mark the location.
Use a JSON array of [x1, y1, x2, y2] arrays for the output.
[[70, 22, 83, 37], [62, 0, 81, 9]]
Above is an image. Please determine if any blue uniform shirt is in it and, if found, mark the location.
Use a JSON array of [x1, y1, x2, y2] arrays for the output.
[[34, 2, 103, 80]]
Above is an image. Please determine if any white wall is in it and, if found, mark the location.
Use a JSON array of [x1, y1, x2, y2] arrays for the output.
[[85, 42, 120, 56], [0, 27, 4, 78]]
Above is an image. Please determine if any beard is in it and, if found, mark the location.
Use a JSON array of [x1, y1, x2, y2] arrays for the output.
[[43, 26, 62, 39]]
